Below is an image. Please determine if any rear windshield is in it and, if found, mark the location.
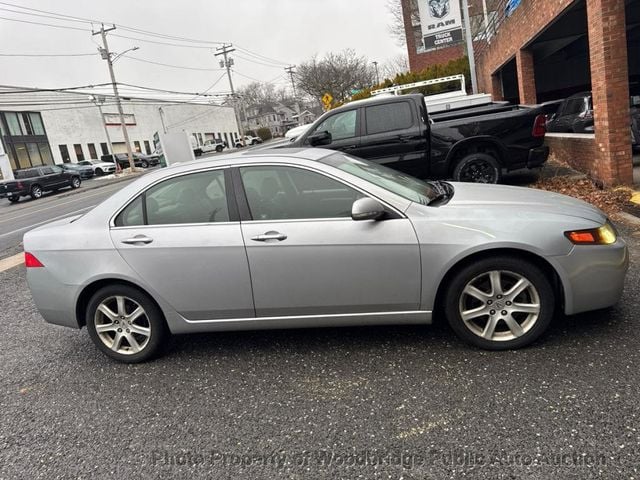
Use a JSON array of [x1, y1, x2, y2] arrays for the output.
[[15, 169, 38, 179]]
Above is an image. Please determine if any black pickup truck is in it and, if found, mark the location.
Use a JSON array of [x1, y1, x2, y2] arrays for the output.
[[0, 165, 81, 203], [284, 93, 549, 183]]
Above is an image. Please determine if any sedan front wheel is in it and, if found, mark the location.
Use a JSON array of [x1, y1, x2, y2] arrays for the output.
[[444, 256, 554, 350], [86, 285, 167, 362]]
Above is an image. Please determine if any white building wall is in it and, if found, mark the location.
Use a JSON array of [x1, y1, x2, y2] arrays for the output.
[[0, 90, 238, 166]]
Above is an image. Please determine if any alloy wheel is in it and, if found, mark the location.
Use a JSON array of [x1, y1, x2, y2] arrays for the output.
[[94, 295, 151, 355], [458, 159, 498, 183], [458, 270, 540, 342]]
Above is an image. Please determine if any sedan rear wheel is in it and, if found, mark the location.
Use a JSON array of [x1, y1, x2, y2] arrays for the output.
[[86, 285, 167, 362], [71, 176, 81, 188], [444, 257, 554, 350]]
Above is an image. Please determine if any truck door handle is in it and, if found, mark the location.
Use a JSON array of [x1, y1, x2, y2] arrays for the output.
[[342, 145, 358, 150], [251, 231, 287, 242], [121, 235, 153, 245]]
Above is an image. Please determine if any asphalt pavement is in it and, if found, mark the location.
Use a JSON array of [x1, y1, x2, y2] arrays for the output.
[[0, 218, 639, 479]]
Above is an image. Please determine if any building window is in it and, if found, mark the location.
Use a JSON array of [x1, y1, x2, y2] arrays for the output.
[[144, 140, 151, 154], [74, 144, 85, 161], [59, 145, 71, 163], [14, 143, 30, 168], [29, 113, 45, 135], [88, 143, 98, 159], [223, 133, 229, 145], [5, 113, 22, 136], [38, 144, 53, 164], [27, 143, 43, 166], [100, 142, 109, 155], [134, 141, 141, 153]]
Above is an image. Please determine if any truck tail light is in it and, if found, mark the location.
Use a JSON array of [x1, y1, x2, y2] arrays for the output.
[[532, 114, 546, 138], [16, 181, 23, 189], [24, 252, 44, 268]]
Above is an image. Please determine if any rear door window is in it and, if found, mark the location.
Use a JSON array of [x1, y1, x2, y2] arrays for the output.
[[365, 102, 414, 135]]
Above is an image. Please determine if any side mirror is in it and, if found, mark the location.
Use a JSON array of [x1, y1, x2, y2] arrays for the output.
[[351, 197, 385, 221], [308, 131, 332, 147]]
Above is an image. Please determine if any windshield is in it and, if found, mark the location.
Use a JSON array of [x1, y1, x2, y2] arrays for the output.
[[319, 153, 438, 205]]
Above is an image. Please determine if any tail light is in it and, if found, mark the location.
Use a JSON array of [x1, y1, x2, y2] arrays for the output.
[[532, 114, 546, 138], [16, 181, 23, 189], [24, 252, 44, 268]]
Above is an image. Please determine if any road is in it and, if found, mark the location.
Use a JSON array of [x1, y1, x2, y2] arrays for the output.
[[0, 176, 140, 255], [0, 214, 639, 478]]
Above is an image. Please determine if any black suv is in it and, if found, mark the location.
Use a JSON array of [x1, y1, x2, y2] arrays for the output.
[[547, 92, 640, 151], [0, 165, 81, 203], [100, 153, 159, 169]]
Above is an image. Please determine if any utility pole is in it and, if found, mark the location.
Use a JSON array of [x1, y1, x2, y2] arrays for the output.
[[373, 61, 380, 85], [93, 24, 136, 173], [90, 95, 118, 171], [461, 0, 479, 94], [285, 65, 297, 98], [215, 43, 245, 147]]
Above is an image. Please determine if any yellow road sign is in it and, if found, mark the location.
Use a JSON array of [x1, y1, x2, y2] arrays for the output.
[[322, 92, 333, 106]]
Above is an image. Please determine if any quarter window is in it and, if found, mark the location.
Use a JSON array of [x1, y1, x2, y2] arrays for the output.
[[365, 102, 413, 135], [240, 166, 362, 221]]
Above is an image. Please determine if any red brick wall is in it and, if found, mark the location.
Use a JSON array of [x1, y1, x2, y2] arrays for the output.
[[475, 0, 575, 94], [545, 134, 598, 179]]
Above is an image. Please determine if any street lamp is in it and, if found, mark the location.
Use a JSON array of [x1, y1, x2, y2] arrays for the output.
[[112, 46, 139, 64]]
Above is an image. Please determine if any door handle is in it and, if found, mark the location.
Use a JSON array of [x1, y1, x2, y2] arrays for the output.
[[251, 231, 287, 242], [121, 235, 153, 245], [342, 145, 358, 150]]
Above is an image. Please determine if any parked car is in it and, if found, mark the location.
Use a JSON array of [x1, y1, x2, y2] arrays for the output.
[[61, 163, 94, 179], [200, 138, 227, 153], [24, 149, 627, 362], [280, 93, 549, 184], [285, 124, 312, 139], [100, 153, 158, 169], [235, 135, 263, 148], [547, 92, 640, 151], [0, 165, 81, 203], [77, 159, 117, 176]]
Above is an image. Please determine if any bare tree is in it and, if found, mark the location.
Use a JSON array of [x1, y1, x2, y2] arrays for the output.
[[382, 54, 410, 79], [387, 0, 420, 47], [296, 49, 375, 103]]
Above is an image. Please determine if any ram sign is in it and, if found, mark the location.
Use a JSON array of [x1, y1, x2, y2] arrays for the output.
[[417, 0, 464, 52]]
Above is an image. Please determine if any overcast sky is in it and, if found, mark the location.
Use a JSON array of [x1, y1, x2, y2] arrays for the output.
[[0, 0, 406, 100]]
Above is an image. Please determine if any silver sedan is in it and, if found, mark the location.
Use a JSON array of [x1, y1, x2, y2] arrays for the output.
[[24, 149, 629, 362]]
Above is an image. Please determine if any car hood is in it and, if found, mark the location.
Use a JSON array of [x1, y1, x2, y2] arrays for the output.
[[444, 182, 606, 224]]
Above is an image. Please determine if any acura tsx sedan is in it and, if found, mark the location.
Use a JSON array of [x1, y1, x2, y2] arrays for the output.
[[24, 148, 628, 362]]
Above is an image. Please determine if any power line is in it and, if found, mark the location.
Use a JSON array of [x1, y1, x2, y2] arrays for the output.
[[120, 55, 223, 72], [0, 15, 90, 31], [234, 53, 287, 69], [0, 52, 97, 57], [235, 45, 289, 66], [0, 83, 114, 94]]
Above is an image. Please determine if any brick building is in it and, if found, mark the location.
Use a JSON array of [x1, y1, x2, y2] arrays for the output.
[[402, 0, 638, 185]]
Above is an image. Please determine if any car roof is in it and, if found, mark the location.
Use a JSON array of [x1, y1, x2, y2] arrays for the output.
[[165, 147, 335, 173]]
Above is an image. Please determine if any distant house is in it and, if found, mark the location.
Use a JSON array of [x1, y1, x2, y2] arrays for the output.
[[242, 101, 319, 137]]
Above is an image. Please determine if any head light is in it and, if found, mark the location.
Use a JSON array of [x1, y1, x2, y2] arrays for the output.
[[565, 221, 617, 245]]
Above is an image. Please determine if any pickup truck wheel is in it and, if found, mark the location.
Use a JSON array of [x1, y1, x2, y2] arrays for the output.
[[71, 176, 81, 189], [216, 145, 223, 152], [444, 256, 554, 350], [453, 153, 501, 184], [30, 185, 43, 199], [140, 160, 149, 168], [8, 196, 19, 203]]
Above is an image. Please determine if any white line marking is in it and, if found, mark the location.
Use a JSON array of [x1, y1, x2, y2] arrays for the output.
[[0, 252, 24, 273], [0, 205, 96, 240]]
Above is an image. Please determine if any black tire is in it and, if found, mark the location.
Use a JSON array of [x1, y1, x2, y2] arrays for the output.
[[71, 176, 81, 189], [86, 285, 168, 363], [8, 196, 19, 203], [216, 145, 223, 152], [140, 160, 149, 168], [95, 168, 104, 176], [452, 152, 501, 184], [443, 256, 554, 350], [30, 184, 43, 199]]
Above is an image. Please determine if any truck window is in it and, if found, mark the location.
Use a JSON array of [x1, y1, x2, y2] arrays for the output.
[[311, 110, 357, 141], [562, 98, 586, 116], [365, 102, 413, 135]]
